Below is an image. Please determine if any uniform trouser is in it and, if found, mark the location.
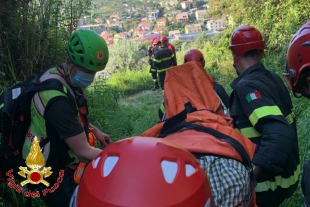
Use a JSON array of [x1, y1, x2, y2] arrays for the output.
[[38, 168, 77, 207], [149, 67, 157, 79], [149, 67, 158, 88], [158, 71, 166, 91], [255, 180, 299, 207], [302, 159, 310, 207]]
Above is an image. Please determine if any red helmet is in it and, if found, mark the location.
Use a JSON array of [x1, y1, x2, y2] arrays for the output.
[[184, 49, 205, 67], [70, 137, 214, 207], [161, 36, 168, 42], [229, 25, 265, 63], [151, 37, 157, 45], [153, 39, 161, 45], [284, 20, 310, 94]]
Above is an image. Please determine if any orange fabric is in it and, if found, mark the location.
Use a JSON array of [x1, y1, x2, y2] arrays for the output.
[[141, 110, 256, 162], [163, 61, 224, 118], [141, 62, 257, 206], [74, 132, 96, 184]]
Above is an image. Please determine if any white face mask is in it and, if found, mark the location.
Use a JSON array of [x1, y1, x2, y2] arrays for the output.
[[70, 70, 95, 88]]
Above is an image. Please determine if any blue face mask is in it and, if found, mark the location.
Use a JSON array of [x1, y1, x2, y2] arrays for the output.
[[70, 70, 95, 88]]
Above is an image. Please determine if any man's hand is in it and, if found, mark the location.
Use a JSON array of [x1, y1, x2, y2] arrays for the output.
[[89, 124, 112, 149]]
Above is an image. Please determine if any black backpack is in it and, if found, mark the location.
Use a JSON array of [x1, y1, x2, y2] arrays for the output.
[[0, 74, 68, 181]]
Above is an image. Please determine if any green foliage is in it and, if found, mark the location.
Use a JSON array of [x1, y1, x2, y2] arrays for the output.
[[171, 39, 185, 51], [122, 18, 140, 31], [105, 39, 148, 74], [86, 69, 160, 141], [192, 32, 209, 50], [104, 69, 152, 96], [0, 0, 92, 83]]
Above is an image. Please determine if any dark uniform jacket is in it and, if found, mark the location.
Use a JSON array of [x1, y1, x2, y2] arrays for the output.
[[148, 46, 158, 72], [153, 48, 176, 73], [214, 82, 229, 110], [229, 62, 300, 205]]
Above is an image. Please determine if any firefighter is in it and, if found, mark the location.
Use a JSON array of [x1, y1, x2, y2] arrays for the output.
[[184, 49, 229, 109], [158, 49, 230, 121], [153, 39, 177, 92], [148, 38, 160, 91], [161, 36, 177, 65], [283, 20, 310, 207], [228, 25, 300, 207]]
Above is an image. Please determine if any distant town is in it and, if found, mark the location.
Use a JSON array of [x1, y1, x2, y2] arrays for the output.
[[77, 0, 230, 47]]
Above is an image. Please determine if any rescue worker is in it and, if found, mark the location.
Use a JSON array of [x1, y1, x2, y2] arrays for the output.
[[283, 20, 310, 207], [147, 38, 160, 91], [153, 39, 177, 92], [184, 49, 229, 109], [161, 36, 177, 65], [70, 137, 215, 207], [21, 30, 112, 207], [228, 25, 300, 207], [158, 49, 230, 120]]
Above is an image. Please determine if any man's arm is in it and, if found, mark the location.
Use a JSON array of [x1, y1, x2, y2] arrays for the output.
[[236, 82, 296, 174], [46, 97, 109, 163], [64, 132, 102, 163]]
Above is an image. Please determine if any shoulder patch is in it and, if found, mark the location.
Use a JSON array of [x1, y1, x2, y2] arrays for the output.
[[245, 91, 261, 103]]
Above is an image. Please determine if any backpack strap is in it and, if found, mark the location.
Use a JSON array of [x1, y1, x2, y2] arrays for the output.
[[158, 102, 253, 172]]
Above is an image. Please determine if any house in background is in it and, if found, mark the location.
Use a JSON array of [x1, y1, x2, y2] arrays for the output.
[[156, 18, 167, 27], [170, 0, 178, 6], [181, 1, 191, 10], [169, 30, 181, 39], [195, 10, 206, 21], [114, 32, 130, 43], [206, 19, 224, 31], [138, 22, 152, 30], [153, 27, 166, 35], [148, 10, 159, 22], [100, 31, 114, 47], [185, 24, 202, 34], [176, 12, 189, 23]]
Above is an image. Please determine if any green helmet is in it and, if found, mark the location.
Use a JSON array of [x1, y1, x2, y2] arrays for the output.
[[66, 30, 109, 72]]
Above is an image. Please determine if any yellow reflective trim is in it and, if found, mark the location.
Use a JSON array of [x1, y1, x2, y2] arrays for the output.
[[0, 103, 3, 109], [161, 56, 173, 62], [249, 106, 282, 126], [255, 164, 300, 192], [158, 68, 168, 73], [153, 58, 160, 63], [240, 127, 261, 138], [63, 86, 67, 93]]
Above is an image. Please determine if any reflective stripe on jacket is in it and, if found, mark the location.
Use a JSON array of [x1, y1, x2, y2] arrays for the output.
[[229, 62, 300, 201], [153, 48, 176, 72]]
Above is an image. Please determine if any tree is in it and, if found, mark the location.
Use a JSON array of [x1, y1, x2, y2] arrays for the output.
[[106, 39, 143, 74], [0, 0, 92, 82]]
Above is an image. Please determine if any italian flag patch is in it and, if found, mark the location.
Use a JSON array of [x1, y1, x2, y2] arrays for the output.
[[246, 91, 262, 103]]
